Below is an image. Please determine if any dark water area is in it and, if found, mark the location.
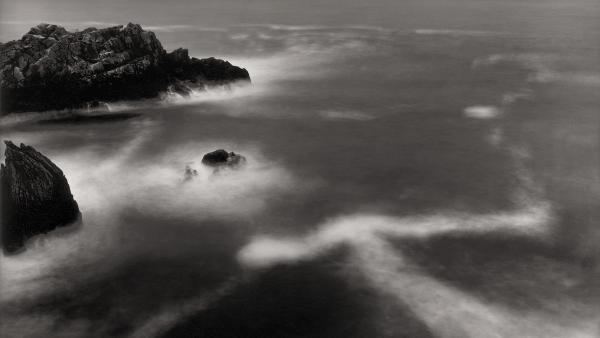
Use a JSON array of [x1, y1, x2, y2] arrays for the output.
[[1, 1, 600, 337]]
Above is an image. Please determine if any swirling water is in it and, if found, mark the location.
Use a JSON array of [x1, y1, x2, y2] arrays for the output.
[[1, 2, 599, 337]]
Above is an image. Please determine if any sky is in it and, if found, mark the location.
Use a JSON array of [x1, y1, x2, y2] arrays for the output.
[[1, 0, 599, 41]]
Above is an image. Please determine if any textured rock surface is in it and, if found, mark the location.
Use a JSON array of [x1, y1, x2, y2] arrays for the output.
[[1, 141, 80, 253], [202, 149, 246, 167], [0, 23, 250, 114]]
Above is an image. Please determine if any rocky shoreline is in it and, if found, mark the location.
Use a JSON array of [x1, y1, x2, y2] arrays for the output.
[[0, 23, 250, 114]]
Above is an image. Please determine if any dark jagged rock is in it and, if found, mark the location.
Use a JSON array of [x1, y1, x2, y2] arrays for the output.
[[1, 141, 80, 253], [202, 149, 246, 167], [0, 23, 250, 114]]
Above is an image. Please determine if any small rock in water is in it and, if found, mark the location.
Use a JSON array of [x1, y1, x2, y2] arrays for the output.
[[202, 149, 246, 167], [184, 165, 199, 181]]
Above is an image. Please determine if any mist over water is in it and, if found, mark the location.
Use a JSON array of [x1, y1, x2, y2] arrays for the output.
[[1, 1, 600, 337]]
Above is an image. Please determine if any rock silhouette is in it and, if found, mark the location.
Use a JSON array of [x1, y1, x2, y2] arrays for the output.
[[202, 149, 246, 167], [0, 23, 250, 114], [1, 141, 80, 253]]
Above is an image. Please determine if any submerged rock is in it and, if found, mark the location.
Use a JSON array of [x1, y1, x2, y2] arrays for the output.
[[202, 149, 246, 167], [0, 23, 250, 114], [184, 165, 199, 181], [1, 141, 80, 253]]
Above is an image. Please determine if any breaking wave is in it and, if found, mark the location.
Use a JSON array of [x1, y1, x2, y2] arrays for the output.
[[161, 81, 254, 106]]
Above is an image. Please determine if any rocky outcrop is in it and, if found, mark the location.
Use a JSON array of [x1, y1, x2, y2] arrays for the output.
[[202, 149, 246, 167], [1, 141, 80, 253], [0, 23, 250, 114]]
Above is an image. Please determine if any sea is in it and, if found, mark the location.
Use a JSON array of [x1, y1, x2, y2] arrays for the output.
[[1, 0, 599, 337]]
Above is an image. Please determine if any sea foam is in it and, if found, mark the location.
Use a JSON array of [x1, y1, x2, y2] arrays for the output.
[[463, 105, 501, 119]]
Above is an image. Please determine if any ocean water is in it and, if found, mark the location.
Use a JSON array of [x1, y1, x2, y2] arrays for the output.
[[1, 1, 600, 337]]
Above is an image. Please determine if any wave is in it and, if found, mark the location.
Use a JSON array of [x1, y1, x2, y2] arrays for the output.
[[237, 202, 552, 268], [161, 81, 254, 106]]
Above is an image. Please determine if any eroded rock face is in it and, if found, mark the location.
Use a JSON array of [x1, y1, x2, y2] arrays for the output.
[[1, 141, 80, 253], [202, 149, 246, 167], [0, 23, 250, 114]]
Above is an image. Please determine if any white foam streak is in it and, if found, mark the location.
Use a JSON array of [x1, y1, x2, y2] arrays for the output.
[[162, 82, 254, 106], [232, 137, 600, 338], [238, 203, 552, 268], [356, 240, 598, 338], [464, 106, 501, 119], [236, 204, 600, 337], [161, 50, 338, 111]]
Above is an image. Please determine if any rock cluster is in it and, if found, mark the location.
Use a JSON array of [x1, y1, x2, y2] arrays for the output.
[[1, 141, 80, 253], [0, 23, 250, 114]]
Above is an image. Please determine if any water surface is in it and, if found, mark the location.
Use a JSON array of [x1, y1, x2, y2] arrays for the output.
[[1, 1, 599, 337]]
